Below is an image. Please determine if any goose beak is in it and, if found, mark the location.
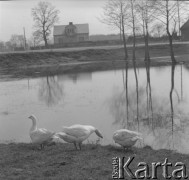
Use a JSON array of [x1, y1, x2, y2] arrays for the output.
[[95, 129, 103, 138], [28, 115, 34, 119]]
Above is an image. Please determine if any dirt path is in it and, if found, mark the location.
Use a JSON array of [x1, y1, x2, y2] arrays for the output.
[[1, 41, 189, 54]]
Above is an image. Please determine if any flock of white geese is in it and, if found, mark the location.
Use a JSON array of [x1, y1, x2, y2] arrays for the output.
[[28, 115, 143, 150]]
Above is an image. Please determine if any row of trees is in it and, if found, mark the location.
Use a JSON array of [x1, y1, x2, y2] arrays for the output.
[[0, 34, 26, 51], [101, 0, 189, 63], [1, 1, 188, 51], [101, 0, 188, 126]]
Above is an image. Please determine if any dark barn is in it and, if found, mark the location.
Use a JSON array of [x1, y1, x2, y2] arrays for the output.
[[180, 19, 189, 41]]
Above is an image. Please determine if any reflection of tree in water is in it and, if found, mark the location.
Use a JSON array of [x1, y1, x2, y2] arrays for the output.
[[180, 63, 183, 101], [109, 87, 145, 130], [108, 82, 189, 153], [38, 76, 63, 106], [170, 62, 175, 146]]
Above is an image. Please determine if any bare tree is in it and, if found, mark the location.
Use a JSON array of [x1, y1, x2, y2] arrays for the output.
[[136, 0, 157, 61], [31, 1, 59, 47], [153, 0, 178, 63], [136, 0, 157, 126], [9, 34, 25, 50], [101, 0, 130, 60], [5, 41, 12, 51], [151, 23, 165, 38], [27, 34, 40, 49], [101, 0, 132, 125], [32, 31, 43, 47], [129, 0, 140, 128]]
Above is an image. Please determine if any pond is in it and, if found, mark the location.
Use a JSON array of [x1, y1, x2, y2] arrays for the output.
[[0, 64, 189, 154]]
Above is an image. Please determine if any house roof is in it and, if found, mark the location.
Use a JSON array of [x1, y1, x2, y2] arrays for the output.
[[180, 19, 189, 30], [53, 23, 89, 35]]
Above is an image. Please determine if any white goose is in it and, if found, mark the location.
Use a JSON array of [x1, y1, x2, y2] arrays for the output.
[[28, 115, 56, 149], [113, 129, 142, 149], [56, 124, 103, 150]]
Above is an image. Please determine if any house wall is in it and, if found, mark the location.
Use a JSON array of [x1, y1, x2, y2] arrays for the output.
[[54, 33, 89, 44], [77, 33, 89, 42], [181, 29, 189, 41]]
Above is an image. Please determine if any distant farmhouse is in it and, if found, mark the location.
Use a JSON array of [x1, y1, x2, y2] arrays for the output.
[[53, 22, 89, 44], [180, 19, 189, 41]]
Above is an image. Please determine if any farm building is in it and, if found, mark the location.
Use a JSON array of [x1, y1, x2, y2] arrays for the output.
[[180, 19, 189, 41], [53, 22, 89, 44]]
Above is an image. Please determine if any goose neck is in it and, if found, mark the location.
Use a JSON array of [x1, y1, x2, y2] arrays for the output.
[[30, 118, 37, 131]]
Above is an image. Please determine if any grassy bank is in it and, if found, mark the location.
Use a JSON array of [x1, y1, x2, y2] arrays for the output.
[[0, 143, 189, 179], [0, 43, 189, 80]]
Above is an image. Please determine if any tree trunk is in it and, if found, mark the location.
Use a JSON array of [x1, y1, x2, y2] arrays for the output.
[[166, 0, 176, 64], [121, 22, 128, 60], [131, 0, 139, 128], [131, 0, 136, 61], [120, 3, 129, 127], [43, 26, 48, 47], [120, 19, 122, 42], [145, 21, 150, 61], [167, 31, 176, 63], [44, 33, 48, 47], [121, 22, 129, 127], [170, 63, 175, 137], [142, 12, 153, 128]]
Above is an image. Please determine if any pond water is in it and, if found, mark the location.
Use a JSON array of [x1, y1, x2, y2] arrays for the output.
[[0, 64, 189, 154]]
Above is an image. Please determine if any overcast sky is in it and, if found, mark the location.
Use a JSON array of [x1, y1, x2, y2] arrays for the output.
[[0, 0, 118, 42]]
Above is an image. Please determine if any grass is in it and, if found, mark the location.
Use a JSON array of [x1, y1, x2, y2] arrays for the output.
[[0, 43, 189, 80], [0, 143, 189, 179]]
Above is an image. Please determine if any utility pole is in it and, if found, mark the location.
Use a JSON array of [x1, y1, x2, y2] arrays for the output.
[[23, 27, 27, 50]]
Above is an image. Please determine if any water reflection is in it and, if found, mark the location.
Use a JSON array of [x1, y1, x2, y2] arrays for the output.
[[37, 72, 92, 106], [180, 63, 183, 101], [108, 64, 189, 153], [109, 85, 189, 153], [57, 72, 92, 83], [38, 76, 63, 106], [1, 65, 189, 153], [108, 86, 146, 130], [169, 62, 176, 144], [145, 57, 154, 130]]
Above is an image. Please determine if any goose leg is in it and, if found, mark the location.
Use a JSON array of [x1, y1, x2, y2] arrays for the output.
[[78, 143, 82, 150], [74, 142, 78, 150], [40, 144, 44, 150]]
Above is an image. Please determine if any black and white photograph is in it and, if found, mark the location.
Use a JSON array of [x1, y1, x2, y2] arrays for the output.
[[0, 0, 189, 179]]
